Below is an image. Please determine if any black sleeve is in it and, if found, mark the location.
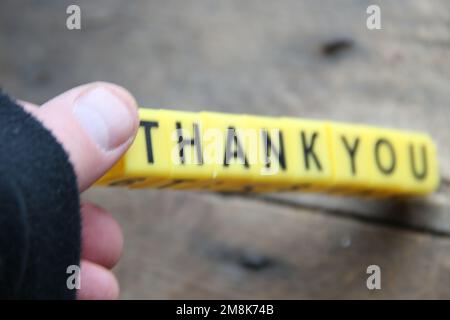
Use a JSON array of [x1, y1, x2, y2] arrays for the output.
[[0, 91, 81, 299]]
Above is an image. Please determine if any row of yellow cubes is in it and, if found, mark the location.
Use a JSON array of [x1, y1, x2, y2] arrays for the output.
[[96, 108, 439, 196]]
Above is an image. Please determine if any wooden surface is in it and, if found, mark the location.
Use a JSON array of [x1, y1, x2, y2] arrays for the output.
[[1, 0, 449, 298]]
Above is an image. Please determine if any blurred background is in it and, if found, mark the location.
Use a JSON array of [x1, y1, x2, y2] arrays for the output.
[[1, 0, 449, 298]]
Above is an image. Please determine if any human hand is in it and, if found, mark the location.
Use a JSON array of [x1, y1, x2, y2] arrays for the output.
[[20, 82, 139, 299]]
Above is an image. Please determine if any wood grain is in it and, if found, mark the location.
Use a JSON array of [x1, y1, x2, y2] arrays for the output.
[[84, 188, 450, 299]]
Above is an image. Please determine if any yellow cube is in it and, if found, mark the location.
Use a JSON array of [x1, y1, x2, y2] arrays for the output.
[[366, 127, 409, 196], [281, 118, 334, 191], [155, 109, 213, 190], [395, 131, 439, 195], [243, 115, 298, 192], [200, 111, 259, 191], [328, 122, 374, 193], [95, 109, 172, 188]]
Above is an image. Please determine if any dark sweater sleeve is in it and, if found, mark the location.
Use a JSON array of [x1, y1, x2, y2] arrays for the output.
[[0, 91, 81, 299]]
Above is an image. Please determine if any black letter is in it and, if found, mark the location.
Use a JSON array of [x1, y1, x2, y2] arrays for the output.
[[301, 131, 322, 171], [261, 129, 286, 170], [224, 127, 249, 168], [176, 122, 203, 165], [140, 121, 159, 163], [374, 138, 396, 175], [409, 144, 427, 180], [341, 136, 360, 175]]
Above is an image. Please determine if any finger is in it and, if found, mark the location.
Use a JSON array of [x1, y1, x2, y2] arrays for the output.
[[16, 100, 39, 115], [77, 260, 119, 300], [33, 82, 139, 191], [81, 202, 124, 268]]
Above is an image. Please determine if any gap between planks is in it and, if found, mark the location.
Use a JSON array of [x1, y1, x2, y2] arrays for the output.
[[219, 175, 450, 238]]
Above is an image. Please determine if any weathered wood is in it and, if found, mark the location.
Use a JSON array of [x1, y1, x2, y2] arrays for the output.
[[259, 180, 450, 235], [1, 0, 449, 298], [84, 188, 450, 299]]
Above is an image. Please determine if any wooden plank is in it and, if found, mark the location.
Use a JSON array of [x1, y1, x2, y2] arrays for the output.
[[84, 188, 450, 299], [258, 179, 450, 235]]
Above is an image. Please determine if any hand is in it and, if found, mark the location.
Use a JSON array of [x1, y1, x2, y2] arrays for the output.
[[20, 82, 139, 299]]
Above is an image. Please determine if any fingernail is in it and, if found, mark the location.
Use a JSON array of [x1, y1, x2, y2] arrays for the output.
[[74, 87, 136, 151]]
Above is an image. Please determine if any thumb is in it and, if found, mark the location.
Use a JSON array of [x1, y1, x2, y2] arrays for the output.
[[34, 82, 139, 191]]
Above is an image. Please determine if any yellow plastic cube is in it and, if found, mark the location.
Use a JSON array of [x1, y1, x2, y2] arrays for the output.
[[243, 115, 297, 192], [281, 118, 334, 191], [327, 122, 373, 194], [96, 109, 172, 187], [393, 131, 439, 196], [200, 111, 259, 191], [155, 109, 213, 190]]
